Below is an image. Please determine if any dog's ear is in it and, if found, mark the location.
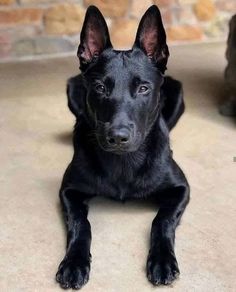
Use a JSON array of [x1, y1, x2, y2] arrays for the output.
[[133, 5, 169, 73], [67, 75, 86, 118], [77, 5, 112, 70]]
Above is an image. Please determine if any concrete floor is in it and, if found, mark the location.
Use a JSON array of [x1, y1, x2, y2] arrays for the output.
[[0, 43, 236, 292]]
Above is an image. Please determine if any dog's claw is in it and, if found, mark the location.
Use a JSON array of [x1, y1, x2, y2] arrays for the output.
[[61, 282, 70, 289]]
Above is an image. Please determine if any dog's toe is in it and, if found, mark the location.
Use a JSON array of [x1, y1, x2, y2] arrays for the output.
[[56, 258, 90, 290], [147, 257, 162, 285], [147, 252, 180, 286]]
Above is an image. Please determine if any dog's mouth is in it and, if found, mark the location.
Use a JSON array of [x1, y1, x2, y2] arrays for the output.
[[97, 141, 135, 154], [104, 147, 132, 155]]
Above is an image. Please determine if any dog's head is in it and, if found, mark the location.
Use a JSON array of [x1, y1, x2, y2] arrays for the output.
[[78, 5, 169, 154]]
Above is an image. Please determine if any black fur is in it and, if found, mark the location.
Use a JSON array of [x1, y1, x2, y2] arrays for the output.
[[67, 74, 185, 131], [56, 5, 190, 290]]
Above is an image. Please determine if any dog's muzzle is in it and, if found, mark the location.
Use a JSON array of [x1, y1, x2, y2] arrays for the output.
[[106, 126, 131, 148]]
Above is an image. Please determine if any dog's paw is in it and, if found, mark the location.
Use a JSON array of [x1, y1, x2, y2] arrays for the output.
[[146, 252, 180, 286], [56, 257, 90, 290]]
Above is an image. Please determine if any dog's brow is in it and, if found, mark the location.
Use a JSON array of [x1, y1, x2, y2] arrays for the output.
[[89, 73, 104, 79]]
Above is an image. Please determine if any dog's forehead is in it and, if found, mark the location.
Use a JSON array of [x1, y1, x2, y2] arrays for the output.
[[97, 49, 158, 81]]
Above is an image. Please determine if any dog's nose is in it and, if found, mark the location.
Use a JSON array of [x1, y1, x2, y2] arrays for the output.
[[107, 128, 130, 146]]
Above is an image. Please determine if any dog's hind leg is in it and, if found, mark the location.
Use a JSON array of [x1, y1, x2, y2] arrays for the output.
[[161, 76, 185, 131], [56, 188, 93, 290], [147, 163, 190, 285]]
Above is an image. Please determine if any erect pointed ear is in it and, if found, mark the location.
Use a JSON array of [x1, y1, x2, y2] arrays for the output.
[[77, 6, 112, 70], [133, 5, 169, 73]]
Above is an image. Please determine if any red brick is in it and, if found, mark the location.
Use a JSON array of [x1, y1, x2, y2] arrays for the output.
[[130, 0, 153, 18], [111, 19, 138, 48], [0, 8, 43, 27], [0, 0, 14, 5], [167, 25, 203, 41], [20, 0, 55, 3], [44, 3, 84, 35], [215, 1, 236, 12], [175, 6, 197, 25], [194, 0, 216, 21], [161, 9, 172, 25], [154, 0, 175, 7], [0, 31, 11, 58], [84, 0, 129, 18]]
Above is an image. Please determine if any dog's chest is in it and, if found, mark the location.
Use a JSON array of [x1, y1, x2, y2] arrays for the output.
[[95, 160, 163, 200], [75, 145, 167, 200]]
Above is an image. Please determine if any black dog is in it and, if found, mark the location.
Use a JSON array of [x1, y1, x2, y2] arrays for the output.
[[56, 5, 190, 290]]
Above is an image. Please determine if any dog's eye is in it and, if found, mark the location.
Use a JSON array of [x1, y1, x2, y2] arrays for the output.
[[95, 84, 105, 93], [138, 85, 149, 93]]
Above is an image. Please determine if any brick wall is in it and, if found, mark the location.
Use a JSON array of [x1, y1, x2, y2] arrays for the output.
[[0, 0, 235, 60]]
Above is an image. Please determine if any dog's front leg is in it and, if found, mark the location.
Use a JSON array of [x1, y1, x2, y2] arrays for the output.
[[56, 188, 92, 290], [147, 184, 190, 286]]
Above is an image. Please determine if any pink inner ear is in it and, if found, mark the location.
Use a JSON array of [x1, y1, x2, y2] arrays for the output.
[[141, 27, 158, 57], [83, 24, 104, 61]]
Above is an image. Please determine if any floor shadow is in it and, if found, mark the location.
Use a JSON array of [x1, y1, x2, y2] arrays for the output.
[[182, 69, 224, 104], [89, 197, 157, 247], [176, 68, 236, 126], [89, 196, 158, 214], [56, 201, 67, 239], [54, 131, 73, 145]]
